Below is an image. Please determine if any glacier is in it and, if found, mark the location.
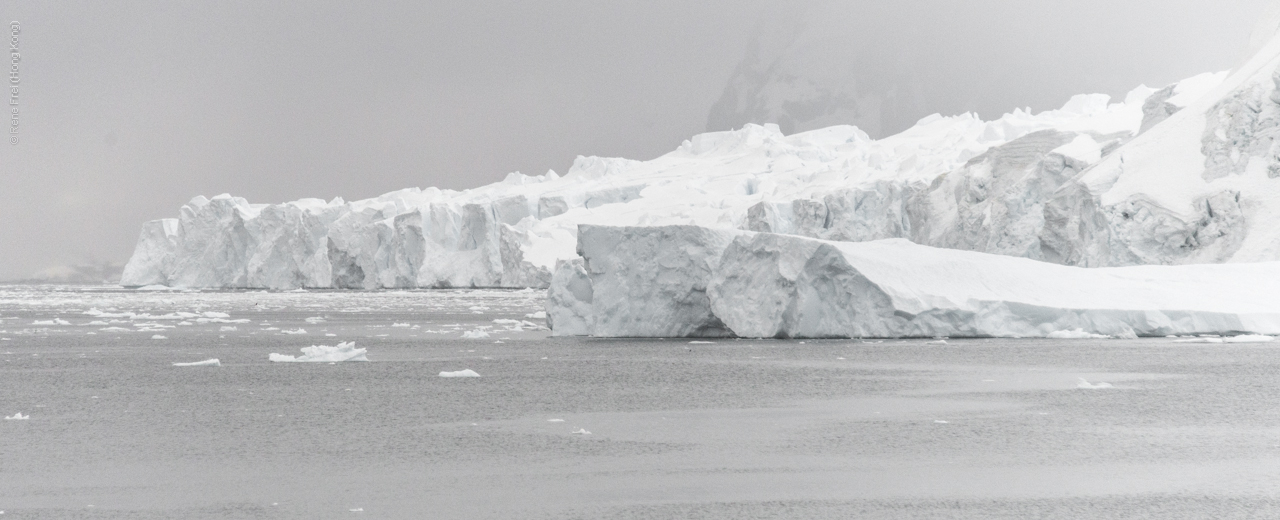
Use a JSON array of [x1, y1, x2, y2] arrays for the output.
[[120, 28, 1280, 340], [124, 64, 1254, 290], [552, 225, 1280, 339]]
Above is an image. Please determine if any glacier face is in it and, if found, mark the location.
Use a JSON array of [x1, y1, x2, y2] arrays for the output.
[[553, 225, 1280, 339], [124, 30, 1280, 289]]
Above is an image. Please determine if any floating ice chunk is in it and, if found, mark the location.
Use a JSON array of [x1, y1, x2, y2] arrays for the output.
[[172, 358, 220, 367], [461, 329, 490, 339], [32, 319, 70, 326], [269, 342, 368, 362], [439, 369, 481, 378], [391, 323, 411, 328], [219, 326, 238, 332], [151, 335, 167, 340], [1224, 334, 1275, 343], [1077, 378, 1114, 389], [4, 412, 28, 420], [280, 328, 307, 335], [933, 420, 950, 424], [547, 418, 565, 422], [925, 340, 948, 345], [571, 428, 591, 435], [1173, 337, 1224, 343], [526, 311, 547, 319], [202, 311, 231, 318], [688, 341, 714, 344], [1047, 329, 1111, 339], [304, 317, 326, 324]]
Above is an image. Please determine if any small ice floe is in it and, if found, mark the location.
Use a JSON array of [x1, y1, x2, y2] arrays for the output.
[[219, 326, 238, 332], [100, 327, 130, 332], [461, 329, 490, 339], [202, 311, 231, 319], [4, 412, 29, 420], [688, 341, 714, 344], [439, 369, 481, 378], [279, 328, 307, 335], [933, 420, 950, 424], [32, 318, 70, 326], [526, 311, 547, 319], [325, 333, 337, 337], [547, 418, 565, 422], [1178, 334, 1277, 344], [304, 316, 326, 324], [925, 340, 948, 345], [1047, 329, 1110, 339], [349, 508, 363, 512], [1077, 377, 1114, 389], [391, 323, 411, 328], [269, 342, 368, 362], [172, 358, 220, 367], [571, 428, 591, 435], [151, 335, 167, 340], [1224, 334, 1275, 343]]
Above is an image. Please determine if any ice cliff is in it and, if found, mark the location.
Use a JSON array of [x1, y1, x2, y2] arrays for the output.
[[124, 30, 1280, 289], [551, 225, 1280, 338]]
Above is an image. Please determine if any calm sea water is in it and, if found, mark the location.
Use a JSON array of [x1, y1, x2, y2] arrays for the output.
[[2, 284, 1279, 519]]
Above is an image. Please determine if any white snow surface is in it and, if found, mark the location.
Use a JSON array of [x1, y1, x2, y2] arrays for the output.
[[269, 342, 368, 362], [551, 225, 1280, 339], [122, 62, 1250, 289]]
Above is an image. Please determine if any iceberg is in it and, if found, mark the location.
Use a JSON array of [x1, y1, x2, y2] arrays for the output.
[[439, 369, 480, 378], [4, 412, 29, 420], [551, 225, 1280, 339], [122, 54, 1261, 290], [269, 341, 368, 362], [172, 358, 221, 367]]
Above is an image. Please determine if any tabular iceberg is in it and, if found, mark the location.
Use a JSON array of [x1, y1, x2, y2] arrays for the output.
[[551, 225, 1280, 339]]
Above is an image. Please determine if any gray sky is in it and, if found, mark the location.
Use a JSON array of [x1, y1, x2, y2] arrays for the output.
[[0, 1, 1271, 280]]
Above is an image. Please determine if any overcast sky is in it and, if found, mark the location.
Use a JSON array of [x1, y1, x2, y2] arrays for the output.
[[0, 1, 1272, 280]]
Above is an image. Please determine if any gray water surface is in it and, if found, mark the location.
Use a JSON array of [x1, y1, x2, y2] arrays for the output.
[[1, 285, 1278, 519]]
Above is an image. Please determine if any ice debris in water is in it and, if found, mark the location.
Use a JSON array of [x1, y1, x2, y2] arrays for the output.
[[4, 412, 29, 420], [269, 342, 368, 362], [1047, 329, 1111, 339], [526, 311, 547, 319], [219, 326, 238, 332], [1175, 334, 1274, 343], [279, 328, 307, 335], [32, 319, 69, 326], [1077, 378, 1114, 389], [439, 369, 481, 378], [304, 317, 326, 324], [172, 358, 220, 367], [461, 329, 490, 339], [572, 428, 591, 435], [151, 335, 167, 340], [391, 323, 411, 328]]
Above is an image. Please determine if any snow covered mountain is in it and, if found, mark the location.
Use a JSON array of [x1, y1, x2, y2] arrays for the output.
[[122, 29, 1280, 290]]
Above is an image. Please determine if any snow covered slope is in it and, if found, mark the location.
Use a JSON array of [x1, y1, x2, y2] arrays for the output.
[[553, 225, 1280, 338], [1043, 31, 1280, 266], [123, 68, 1236, 288]]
